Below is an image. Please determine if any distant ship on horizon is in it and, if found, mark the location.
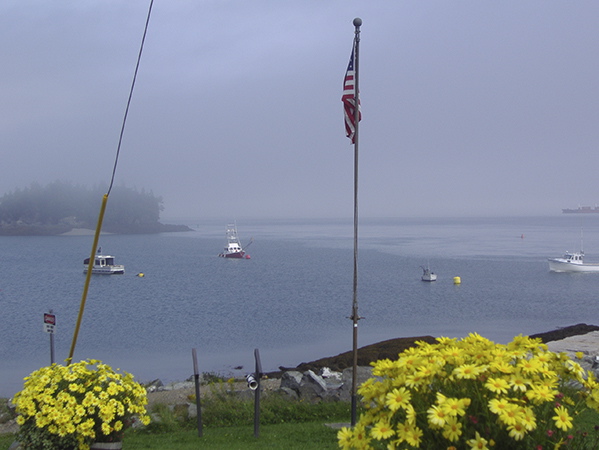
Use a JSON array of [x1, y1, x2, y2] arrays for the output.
[[562, 205, 599, 214]]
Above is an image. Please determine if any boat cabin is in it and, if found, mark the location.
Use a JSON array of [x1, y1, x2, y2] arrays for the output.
[[562, 252, 584, 264], [84, 256, 117, 267]]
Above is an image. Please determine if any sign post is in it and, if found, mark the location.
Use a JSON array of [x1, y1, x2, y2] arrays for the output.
[[43, 311, 56, 364]]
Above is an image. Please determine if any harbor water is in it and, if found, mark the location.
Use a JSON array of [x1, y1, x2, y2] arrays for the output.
[[2, 215, 599, 397]]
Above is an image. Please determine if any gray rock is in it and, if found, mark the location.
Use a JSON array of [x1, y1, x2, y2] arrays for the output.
[[162, 381, 194, 391], [280, 371, 303, 393], [339, 366, 374, 402], [145, 379, 163, 392], [298, 370, 327, 402], [278, 386, 299, 401]]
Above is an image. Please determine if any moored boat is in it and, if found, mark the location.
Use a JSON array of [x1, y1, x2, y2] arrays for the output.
[[218, 224, 251, 259], [83, 249, 125, 274], [562, 206, 599, 214], [547, 251, 599, 272], [421, 265, 437, 281]]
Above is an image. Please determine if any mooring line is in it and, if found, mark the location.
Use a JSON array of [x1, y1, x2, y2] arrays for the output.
[[68, 0, 155, 364]]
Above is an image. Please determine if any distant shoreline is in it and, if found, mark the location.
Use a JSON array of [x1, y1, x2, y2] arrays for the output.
[[0, 223, 192, 236], [60, 228, 113, 236]]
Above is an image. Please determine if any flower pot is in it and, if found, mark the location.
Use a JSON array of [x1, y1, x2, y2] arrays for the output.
[[90, 442, 122, 450]]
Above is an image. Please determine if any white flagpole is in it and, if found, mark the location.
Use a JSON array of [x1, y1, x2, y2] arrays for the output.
[[350, 16, 362, 427]]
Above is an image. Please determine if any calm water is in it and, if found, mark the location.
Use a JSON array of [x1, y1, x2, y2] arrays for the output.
[[3, 215, 599, 397]]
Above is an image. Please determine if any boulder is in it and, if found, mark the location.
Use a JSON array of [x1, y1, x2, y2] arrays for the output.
[[298, 370, 328, 402], [280, 371, 303, 393]]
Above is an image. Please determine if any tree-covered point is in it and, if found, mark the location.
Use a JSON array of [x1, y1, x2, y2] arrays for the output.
[[0, 181, 190, 235]]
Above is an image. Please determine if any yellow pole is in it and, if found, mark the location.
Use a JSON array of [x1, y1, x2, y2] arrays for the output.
[[67, 194, 109, 364]]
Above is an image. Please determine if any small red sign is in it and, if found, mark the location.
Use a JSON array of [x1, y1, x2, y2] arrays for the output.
[[44, 313, 56, 325]]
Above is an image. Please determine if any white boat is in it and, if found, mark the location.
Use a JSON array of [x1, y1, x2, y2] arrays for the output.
[[218, 224, 251, 259], [548, 251, 599, 272], [421, 265, 437, 281], [83, 249, 125, 274]]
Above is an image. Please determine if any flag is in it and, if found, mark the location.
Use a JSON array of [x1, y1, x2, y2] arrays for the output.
[[342, 45, 361, 143]]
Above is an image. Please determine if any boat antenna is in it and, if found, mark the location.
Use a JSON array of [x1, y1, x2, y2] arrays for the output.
[[68, 0, 155, 364]]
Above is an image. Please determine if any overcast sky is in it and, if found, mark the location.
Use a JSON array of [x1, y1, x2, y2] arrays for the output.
[[2, 1, 599, 220]]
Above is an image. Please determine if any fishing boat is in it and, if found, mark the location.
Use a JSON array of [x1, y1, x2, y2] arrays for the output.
[[547, 251, 599, 272], [218, 224, 251, 259], [421, 265, 437, 281], [83, 249, 125, 274]]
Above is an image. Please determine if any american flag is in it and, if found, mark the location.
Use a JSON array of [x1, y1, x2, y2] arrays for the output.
[[342, 46, 361, 143]]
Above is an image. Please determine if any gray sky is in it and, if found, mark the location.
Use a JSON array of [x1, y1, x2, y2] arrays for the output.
[[2, 1, 599, 219]]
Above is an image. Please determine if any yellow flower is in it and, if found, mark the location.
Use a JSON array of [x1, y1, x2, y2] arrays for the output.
[[484, 377, 509, 394], [467, 431, 489, 450], [427, 405, 448, 427], [497, 403, 522, 426], [509, 372, 530, 392], [552, 406, 573, 431], [371, 420, 395, 440], [350, 423, 370, 448], [519, 407, 536, 431], [385, 387, 411, 411], [441, 397, 471, 417], [526, 384, 556, 404], [442, 416, 462, 442], [453, 364, 485, 380], [402, 423, 423, 447], [507, 422, 527, 440], [337, 427, 353, 449], [405, 403, 417, 425], [488, 398, 510, 415]]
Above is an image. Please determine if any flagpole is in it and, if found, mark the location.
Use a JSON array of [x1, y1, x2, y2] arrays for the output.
[[350, 16, 361, 427]]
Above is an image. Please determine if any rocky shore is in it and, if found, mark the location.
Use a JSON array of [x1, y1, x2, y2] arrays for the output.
[[3, 323, 599, 436], [143, 323, 599, 408]]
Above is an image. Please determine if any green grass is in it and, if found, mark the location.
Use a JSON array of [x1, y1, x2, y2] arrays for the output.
[[0, 390, 351, 450], [123, 421, 342, 449], [0, 433, 14, 450], [4, 390, 599, 450]]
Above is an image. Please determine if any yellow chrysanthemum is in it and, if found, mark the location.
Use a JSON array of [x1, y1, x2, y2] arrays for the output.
[[507, 421, 527, 440], [427, 405, 448, 427], [488, 398, 510, 415], [553, 405, 573, 431], [509, 372, 530, 392], [337, 427, 353, 449], [403, 423, 423, 447], [371, 420, 395, 440], [441, 397, 471, 417], [453, 364, 485, 380], [442, 416, 462, 442], [526, 384, 556, 404], [467, 431, 489, 450], [484, 377, 509, 394], [385, 387, 411, 411]]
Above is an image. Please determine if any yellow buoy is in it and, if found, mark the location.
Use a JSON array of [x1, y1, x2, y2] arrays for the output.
[[137, 273, 144, 277], [453, 276, 461, 285]]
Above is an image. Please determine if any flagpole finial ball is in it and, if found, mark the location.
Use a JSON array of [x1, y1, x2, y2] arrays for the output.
[[353, 17, 362, 27]]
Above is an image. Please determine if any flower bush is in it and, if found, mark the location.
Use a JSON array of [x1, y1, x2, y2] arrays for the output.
[[13, 359, 151, 450], [338, 334, 599, 449]]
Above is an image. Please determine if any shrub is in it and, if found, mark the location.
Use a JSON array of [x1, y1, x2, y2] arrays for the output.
[[338, 334, 599, 449], [13, 359, 150, 450]]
